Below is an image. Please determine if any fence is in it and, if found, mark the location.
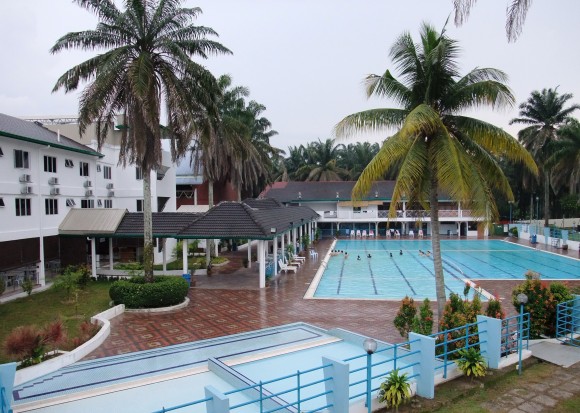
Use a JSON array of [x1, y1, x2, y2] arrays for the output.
[[149, 314, 529, 413], [556, 297, 580, 347]]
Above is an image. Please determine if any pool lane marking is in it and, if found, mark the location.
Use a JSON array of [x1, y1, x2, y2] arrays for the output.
[[364, 244, 378, 295], [388, 256, 417, 295], [455, 251, 524, 279], [497, 251, 580, 277], [336, 257, 346, 295], [409, 254, 454, 295]]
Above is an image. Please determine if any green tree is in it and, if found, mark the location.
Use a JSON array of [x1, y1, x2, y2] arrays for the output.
[[51, 0, 229, 281], [510, 88, 580, 226], [338, 142, 380, 179], [294, 139, 348, 181], [549, 119, 580, 196], [335, 23, 537, 318]]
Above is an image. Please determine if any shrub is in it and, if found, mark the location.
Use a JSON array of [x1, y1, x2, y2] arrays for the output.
[[109, 276, 189, 308], [52, 266, 82, 301], [378, 369, 411, 412], [394, 296, 416, 339], [172, 240, 199, 260], [0, 277, 5, 296], [70, 320, 100, 348], [513, 279, 573, 338], [509, 226, 518, 237], [4, 325, 46, 366], [412, 298, 434, 336], [21, 278, 34, 296], [456, 347, 487, 380], [437, 293, 483, 357], [485, 298, 505, 319]]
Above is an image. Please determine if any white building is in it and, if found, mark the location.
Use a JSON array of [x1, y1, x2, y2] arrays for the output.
[[0, 113, 177, 287]]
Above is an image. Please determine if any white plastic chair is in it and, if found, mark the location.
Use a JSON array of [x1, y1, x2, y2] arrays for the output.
[[309, 249, 319, 258], [369, 230, 375, 238], [356, 230, 361, 237], [386, 230, 391, 238], [362, 230, 367, 237], [395, 230, 401, 238], [278, 259, 297, 273], [418, 229, 424, 238], [409, 230, 414, 238]]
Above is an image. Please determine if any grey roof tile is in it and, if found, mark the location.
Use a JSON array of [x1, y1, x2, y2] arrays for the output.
[[115, 212, 201, 237], [260, 181, 396, 202]]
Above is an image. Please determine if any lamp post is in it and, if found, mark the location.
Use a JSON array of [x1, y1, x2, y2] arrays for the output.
[[363, 338, 377, 413], [535, 196, 540, 227], [516, 293, 528, 375]]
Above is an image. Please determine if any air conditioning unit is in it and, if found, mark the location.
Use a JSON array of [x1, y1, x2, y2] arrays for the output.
[[48, 177, 59, 185], [50, 188, 60, 195], [84, 180, 92, 188], [107, 191, 115, 197], [85, 190, 93, 197], [96, 165, 101, 172], [21, 186, 33, 194], [106, 183, 114, 189], [19, 174, 32, 183]]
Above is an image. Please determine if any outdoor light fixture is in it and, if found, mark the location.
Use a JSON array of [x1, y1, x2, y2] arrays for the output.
[[298, 191, 302, 199], [375, 191, 378, 198], [363, 338, 377, 412], [516, 293, 528, 375], [336, 192, 339, 199], [270, 228, 276, 234]]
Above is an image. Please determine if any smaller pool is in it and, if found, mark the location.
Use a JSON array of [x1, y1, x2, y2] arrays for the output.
[[310, 239, 580, 300]]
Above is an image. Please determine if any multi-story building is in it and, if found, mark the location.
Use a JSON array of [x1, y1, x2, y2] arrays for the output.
[[0, 113, 177, 286], [261, 181, 482, 238]]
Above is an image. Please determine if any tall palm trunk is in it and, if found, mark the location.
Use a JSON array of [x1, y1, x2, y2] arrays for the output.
[[543, 171, 550, 227], [429, 174, 446, 322], [206, 180, 214, 267], [143, 169, 154, 281]]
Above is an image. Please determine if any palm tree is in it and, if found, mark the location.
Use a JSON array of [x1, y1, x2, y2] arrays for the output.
[[548, 119, 580, 196], [453, 0, 532, 42], [51, 0, 230, 280], [338, 142, 380, 179], [510, 88, 580, 227], [335, 23, 537, 319], [294, 139, 348, 181]]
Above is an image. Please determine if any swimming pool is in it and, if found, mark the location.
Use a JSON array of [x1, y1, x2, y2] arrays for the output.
[[310, 239, 580, 300]]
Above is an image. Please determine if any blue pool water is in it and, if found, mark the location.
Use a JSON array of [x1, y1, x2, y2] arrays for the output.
[[313, 240, 580, 300]]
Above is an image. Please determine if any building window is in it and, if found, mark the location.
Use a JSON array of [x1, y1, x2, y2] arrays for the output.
[[14, 150, 30, 168], [66, 199, 76, 207], [65, 159, 74, 168], [0, 147, 3, 156], [96, 165, 101, 172], [353, 207, 361, 212], [15, 198, 31, 216], [45, 198, 58, 215], [79, 162, 89, 177], [135, 166, 143, 180], [44, 155, 57, 173], [104, 199, 112, 208], [81, 199, 94, 208], [103, 166, 112, 180], [0, 198, 4, 207], [136, 199, 144, 212]]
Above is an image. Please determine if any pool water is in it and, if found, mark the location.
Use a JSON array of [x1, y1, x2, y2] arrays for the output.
[[312, 240, 580, 300]]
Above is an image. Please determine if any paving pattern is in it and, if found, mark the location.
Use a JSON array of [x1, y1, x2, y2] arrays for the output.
[[87, 237, 580, 359]]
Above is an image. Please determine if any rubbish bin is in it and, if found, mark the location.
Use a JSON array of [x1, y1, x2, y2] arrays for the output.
[[447, 230, 451, 236], [531, 234, 537, 244], [182, 272, 192, 287]]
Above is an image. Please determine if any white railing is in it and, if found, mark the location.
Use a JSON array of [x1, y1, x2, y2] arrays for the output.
[[318, 208, 473, 220]]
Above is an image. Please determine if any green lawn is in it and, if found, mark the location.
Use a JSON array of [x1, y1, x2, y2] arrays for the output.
[[0, 281, 113, 363]]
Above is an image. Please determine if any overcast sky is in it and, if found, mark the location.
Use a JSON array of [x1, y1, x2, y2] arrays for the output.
[[1, 1, 579, 154]]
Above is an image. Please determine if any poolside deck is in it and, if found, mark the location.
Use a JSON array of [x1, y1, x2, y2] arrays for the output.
[[86, 236, 580, 359]]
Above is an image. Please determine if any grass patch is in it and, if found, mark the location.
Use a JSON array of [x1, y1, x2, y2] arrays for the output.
[[0, 281, 113, 364]]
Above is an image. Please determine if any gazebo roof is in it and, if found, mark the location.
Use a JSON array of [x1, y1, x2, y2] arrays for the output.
[[114, 212, 202, 238]]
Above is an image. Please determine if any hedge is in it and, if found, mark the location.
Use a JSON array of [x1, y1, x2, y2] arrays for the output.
[[109, 276, 189, 309]]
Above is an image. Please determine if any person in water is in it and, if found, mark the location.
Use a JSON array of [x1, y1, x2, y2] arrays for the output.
[[419, 250, 425, 256], [367, 253, 372, 258], [399, 250, 403, 255], [389, 252, 393, 257], [357, 255, 361, 260]]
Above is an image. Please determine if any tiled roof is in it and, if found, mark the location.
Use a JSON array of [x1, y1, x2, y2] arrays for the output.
[[178, 201, 319, 240], [0, 113, 102, 157], [242, 198, 283, 209], [260, 181, 397, 202], [115, 212, 201, 237]]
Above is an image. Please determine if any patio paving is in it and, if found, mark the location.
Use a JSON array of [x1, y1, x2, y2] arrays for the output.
[[86, 237, 580, 359]]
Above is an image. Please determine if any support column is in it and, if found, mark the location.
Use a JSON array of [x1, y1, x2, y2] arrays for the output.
[[409, 332, 436, 398], [281, 232, 285, 261], [109, 238, 114, 270], [259, 240, 266, 288], [162, 239, 167, 272], [90, 238, 97, 278], [273, 236, 278, 275], [247, 240, 252, 269], [292, 227, 297, 249], [182, 239, 188, 274], [476, 315, 502, 369], [322, 357, 350, 413], [204, 385, 229, 413]]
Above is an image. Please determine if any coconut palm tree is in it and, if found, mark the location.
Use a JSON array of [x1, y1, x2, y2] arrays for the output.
[[51, 0, 230, 280], [453, 0, 532, 42], [335, 23, 537, 319], [510, 88, 580, 227], [338, 142, 380, 179], [548, 119, 580, 196]]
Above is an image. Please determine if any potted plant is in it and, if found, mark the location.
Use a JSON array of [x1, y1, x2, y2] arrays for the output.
[[456, 347, 487, 381], [378, 369, 411, 412]]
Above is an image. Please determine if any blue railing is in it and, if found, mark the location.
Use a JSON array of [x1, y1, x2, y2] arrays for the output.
[[430, 319, 487, 379], [152, 315, 528, 413], [556, 297, 580, 346]]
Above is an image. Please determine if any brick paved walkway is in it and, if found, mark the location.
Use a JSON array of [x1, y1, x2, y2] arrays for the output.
[[87, 237, 580, 359]]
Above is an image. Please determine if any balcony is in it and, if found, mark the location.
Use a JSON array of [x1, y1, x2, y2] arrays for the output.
[[318, 208, 474, 221]]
